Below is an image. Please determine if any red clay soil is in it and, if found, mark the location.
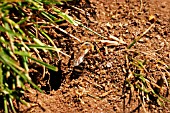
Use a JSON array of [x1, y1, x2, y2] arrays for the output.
[[2, 0, 170, 113]]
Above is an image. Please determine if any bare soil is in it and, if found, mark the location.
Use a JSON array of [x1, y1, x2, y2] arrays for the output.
[[3, 0, 170, 113]]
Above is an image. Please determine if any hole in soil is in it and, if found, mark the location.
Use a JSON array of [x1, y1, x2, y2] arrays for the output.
[[0, 96, 4, 110], [41, 60, 64, 94], [49, 60, 63, 91]]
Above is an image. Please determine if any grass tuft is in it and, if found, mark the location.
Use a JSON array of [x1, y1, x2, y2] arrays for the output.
[[0, 0, 73, 112]]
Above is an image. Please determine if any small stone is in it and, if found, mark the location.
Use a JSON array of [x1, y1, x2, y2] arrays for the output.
[[106, 62, 112, 68], [106, 22, 112, 28]]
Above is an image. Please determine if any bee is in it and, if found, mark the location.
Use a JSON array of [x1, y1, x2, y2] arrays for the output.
[[74, 42, 94, 66]]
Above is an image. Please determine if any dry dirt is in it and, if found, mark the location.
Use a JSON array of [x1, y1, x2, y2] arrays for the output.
[[2, 0, 170, 113]]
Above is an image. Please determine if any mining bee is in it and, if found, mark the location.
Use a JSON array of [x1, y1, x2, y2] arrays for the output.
[[70, 42, 94, 79]]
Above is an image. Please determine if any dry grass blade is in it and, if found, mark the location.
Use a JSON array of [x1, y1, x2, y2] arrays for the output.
[[109, 35, 126, 44], [99, 40, 121, 46], [128, 23, 155, 49]]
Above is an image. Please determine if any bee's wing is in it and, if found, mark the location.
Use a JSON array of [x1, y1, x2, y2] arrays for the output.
[[73, 49, 89, 66], [74, 55, 85, 66]]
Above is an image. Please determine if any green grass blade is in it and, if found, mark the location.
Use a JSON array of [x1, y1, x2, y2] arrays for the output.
[[3, 17, 19, 29], [5, 59, 42, 92], [134, 73, 146, 83], [17, 17, 28, 25], [29, 56, 58, 71], [14, 51, 58, 72], [3, 96, 8, 113], [0, 49, 25, 72], [8, 97, 16, 113], [41, 11, 55, 23], [0, 63, 3, 91], [28, 44, 61, 52], [53, 7, 78, 26]]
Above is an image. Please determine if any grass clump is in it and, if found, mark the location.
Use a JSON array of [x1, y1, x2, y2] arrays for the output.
[[0, 0, 74, 112], [123, 23, 170, 111]]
